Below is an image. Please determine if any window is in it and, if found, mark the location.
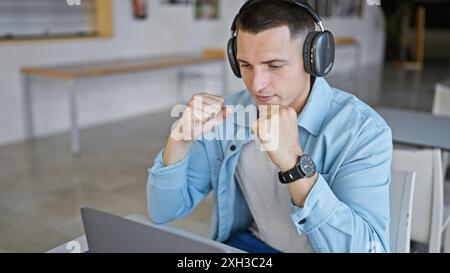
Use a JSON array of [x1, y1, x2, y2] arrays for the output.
[[0, 0, 112, 41]]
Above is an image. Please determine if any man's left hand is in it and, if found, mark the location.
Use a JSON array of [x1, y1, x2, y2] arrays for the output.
[[252, 104, 318, 207], [251, 105, 302, 172]]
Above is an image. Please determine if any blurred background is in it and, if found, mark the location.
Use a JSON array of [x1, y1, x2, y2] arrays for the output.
[[0, 0, 449, 253]]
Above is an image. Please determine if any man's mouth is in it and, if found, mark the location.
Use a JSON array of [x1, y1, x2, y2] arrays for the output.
[[255, 95, 276, 103]]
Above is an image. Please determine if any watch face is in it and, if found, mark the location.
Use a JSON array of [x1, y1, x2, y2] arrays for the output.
[[299, 154, 316, 177]]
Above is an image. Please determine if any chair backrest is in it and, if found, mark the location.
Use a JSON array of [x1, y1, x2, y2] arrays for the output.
[[391, 148, 444, 252], [390, 170, 415, 253], [432, 83, 450, 117]]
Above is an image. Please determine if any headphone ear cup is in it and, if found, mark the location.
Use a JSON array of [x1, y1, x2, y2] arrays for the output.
[[303, 31, 335, 77], [303, 32, 317, 76], [313, 30, 335, 77], [227, 37, 241, 78]]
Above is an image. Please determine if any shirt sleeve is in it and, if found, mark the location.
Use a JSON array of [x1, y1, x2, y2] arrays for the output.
[[289, 127, 392, 253], [147, 140, 213, 224]]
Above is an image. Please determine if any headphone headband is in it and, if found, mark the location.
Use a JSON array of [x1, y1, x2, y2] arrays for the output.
[[227, 0, 335, 78], [231, 0, 324, 35]]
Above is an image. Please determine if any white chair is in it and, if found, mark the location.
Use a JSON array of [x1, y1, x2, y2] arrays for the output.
[[432, 83, 450, 118], [392, 148, 450, 252], [432, 83, 450, 179], [390, 170, 416, 253]]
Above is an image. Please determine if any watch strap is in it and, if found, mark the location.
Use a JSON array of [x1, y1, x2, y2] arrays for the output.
[[278, 156, 304, 184]]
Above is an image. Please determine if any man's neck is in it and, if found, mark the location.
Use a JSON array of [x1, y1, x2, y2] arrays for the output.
[[291, 76, 314, 115]]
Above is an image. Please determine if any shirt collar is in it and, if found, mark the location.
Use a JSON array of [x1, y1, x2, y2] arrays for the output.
[[231, 77, 332, 136], [297, 77, 332, 136]]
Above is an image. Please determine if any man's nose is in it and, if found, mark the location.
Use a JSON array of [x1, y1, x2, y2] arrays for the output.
[[251, 68, 270, 92]]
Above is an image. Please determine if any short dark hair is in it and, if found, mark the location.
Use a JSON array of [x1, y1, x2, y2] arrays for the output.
[[236, 0, 315, 40]]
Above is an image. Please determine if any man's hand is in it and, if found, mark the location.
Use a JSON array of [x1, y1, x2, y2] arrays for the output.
[[163, 93, 231, 166], [251, 105, 302, 172], [251, 105, 317, 207]]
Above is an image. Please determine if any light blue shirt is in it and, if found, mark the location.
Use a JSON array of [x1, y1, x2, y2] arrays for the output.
[[147, 77, 392, 252]]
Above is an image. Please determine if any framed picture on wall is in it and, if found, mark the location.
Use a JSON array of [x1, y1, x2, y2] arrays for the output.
[[195, 0, 219, 20], [312, 0, 363, 18], [161, 0, 192, 5], [133, 0, 148, 19]]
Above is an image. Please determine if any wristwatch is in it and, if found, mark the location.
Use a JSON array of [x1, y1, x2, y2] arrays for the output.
[[278, 154, 316, 184]]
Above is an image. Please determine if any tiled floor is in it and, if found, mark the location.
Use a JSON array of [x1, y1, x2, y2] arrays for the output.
[[328, 60, 450, 112], [0, 110, 212, 252], [0, 61, 449, 252]]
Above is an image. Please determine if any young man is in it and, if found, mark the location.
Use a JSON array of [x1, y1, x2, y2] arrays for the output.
[[147, 0, 392, 253]]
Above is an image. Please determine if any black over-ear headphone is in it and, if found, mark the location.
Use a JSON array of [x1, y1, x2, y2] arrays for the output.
[[227, 0, 335, 78]]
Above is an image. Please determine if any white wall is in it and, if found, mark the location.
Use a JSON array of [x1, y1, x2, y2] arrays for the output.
[[327, 3, 386, 67], [325, 4, 386, 105], [0, 0, 384, 146]]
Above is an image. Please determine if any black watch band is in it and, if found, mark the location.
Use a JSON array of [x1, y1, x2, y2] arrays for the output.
[[278, 154, 316, 184]]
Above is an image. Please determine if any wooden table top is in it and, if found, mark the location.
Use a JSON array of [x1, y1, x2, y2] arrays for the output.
[[21, 53, 225, 80], [20, 38, 356, 80]]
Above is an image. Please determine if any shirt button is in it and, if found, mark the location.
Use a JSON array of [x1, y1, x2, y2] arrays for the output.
[[298, 219, 306, 225], [229, 145, 237, 151]]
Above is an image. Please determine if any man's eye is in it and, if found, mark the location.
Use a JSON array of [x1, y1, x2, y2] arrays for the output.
[[269, 65, 283, 69], [240, 64, 251, 68]]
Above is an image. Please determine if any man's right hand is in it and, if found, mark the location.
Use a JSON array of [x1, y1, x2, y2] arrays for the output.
[[163, 93, 232, 166]]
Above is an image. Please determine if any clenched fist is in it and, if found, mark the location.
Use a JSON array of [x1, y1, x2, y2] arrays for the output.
[[252, 104, 317, 207], [164, 93, 231, 166], [170, 93, 232, 142], [251, 105, 303, 172]]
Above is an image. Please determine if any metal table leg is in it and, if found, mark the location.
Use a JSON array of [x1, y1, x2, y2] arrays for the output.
[[67, 80, 81, 155], [22, 73, 34, 140]]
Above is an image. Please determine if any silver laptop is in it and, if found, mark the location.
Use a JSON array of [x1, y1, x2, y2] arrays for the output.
[[81, 207, 244, 253]]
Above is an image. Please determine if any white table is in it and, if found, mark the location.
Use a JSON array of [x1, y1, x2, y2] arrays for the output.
[[21, 52, 227, 155], [47, 235, 88, 253], [376, 106, 450, 151]]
